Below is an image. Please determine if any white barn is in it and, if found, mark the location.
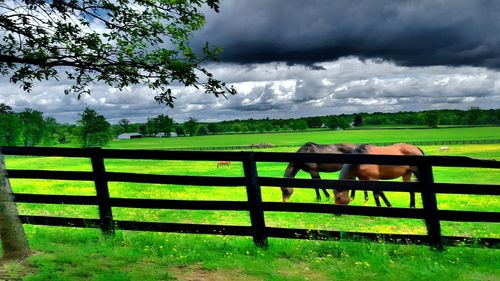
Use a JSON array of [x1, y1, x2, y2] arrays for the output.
[[118, 133, 143, 140]]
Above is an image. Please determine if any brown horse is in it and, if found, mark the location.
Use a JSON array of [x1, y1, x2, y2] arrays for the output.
[[282, 142, 357, 202], [335, 143, 424, 208], [217, 161, 231, 168]]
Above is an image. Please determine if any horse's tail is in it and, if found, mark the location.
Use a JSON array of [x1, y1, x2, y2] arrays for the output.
[[339, 163, 357, 180], [413, 146, 425, 182]]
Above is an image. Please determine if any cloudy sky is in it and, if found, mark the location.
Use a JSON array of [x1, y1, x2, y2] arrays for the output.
[[1, 0, 500, 124]]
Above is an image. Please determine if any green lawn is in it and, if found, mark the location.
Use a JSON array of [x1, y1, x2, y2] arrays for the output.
[[2, 128, 499, 280], [104, 126, 500, 149]]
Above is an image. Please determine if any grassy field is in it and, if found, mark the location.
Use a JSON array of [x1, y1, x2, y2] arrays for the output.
[[1, 127, 500, 280], [105, 126, 500, 149]]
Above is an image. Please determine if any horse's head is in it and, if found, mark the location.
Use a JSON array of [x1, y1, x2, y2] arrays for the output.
[[334, 189, 351, 205]]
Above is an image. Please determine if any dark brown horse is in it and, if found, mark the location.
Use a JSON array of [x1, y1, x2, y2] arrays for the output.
[[282, 142, 356, 202], [335, 143, 424, 208]]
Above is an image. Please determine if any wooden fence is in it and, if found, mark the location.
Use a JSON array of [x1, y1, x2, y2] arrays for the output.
[[1, 146, 499, 248]]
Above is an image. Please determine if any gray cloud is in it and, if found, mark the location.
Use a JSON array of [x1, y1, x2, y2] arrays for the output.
[[1, 1, 499, 124], [195, 0, 500, 69], [1, 58, 499, 123]]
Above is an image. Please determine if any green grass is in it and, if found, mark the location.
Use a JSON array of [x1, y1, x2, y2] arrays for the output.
[[103, 126, 500, 149], [2, 128, 500, 280]]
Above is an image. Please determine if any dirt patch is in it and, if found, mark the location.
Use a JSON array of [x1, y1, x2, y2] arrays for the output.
[[170, 264, 262, 281], [274, 259, 331, 281]]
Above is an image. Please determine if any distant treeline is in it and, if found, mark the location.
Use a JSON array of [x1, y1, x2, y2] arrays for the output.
[[185, 107, 500, 135], [1, 102, 499, 147]]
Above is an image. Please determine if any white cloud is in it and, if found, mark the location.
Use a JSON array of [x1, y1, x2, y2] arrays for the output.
[[1, 57, 499, 123]]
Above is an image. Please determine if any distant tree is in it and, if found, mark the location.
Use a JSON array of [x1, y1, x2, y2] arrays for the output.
[[184, 117, 200, 136], [176, 126, 185, 136], [293, 120, 308, 131], [18, 108, 46, 146], [207, 123, 219, 134], [327, 116, 349, 130], [232, 124, 242, 133], [353, 115, 363, 127], [145, 117, 160, 136], [41, 117, 60, 146], [76, 108, 111, 147], [198, 125, 208, 135], [262, 122, 274, 132], [466, 107, 483, 125], [424, 111, 441, 128], [118, 119, 130, 133], [157, 114, 174, 133], [306, 116, 323, 128], [0, 103, 13, 114], [0, 113, 23, 146]]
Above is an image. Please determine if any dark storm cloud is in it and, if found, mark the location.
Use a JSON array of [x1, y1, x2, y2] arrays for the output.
[[195, 0, 500, 69]]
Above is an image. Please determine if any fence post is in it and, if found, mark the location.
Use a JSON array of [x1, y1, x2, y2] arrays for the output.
[[90, 147, 114, 235], [242, 152, 268, 248], [418, 163, 442, 249]]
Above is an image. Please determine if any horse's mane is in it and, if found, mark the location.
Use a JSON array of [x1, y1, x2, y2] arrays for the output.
[[353, 144, 370, 154]]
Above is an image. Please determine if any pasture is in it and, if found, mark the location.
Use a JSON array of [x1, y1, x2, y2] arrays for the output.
[[1, 127, 500, 280], [105, 126, 500, 149]]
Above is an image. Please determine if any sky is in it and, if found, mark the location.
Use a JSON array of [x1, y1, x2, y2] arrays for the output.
[[1, 0, 500, 124]]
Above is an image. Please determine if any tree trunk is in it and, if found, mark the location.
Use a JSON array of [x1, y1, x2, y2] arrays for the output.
[[0, 150, 30, 260]]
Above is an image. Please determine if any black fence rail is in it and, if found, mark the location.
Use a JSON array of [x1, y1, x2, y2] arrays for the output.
[[158, 139, 500, 151], [1, 146, 499, 248]]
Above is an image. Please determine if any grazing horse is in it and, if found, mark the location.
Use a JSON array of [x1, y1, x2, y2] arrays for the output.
[[217, 161, 231, 168], [282, 142, 356, 202], [335, 143, 424, 208]]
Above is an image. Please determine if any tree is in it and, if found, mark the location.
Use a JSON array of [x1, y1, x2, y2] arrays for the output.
[[41, 117, 60, 146], [207, 123, 219, 134], [424, 111, 441, 128], [18, 108, 46, 146], [306, 116, 323, 128], [184, 117, 199, 136], [0, 0, 235, 107], [0, 112, 23, 146], [0, 103, 13, 114], [76, 108, 111, 147], [327, 116, 349, 130], [145, 117, 160, 136], [156, 114, 174, 134], [353, 115, 363, 127], [198, 125, 208, 135], [118, 119, 130, 133], [0, 151, 30, 260], [176, 126, 185, 136], [466, 107, 483, 125]]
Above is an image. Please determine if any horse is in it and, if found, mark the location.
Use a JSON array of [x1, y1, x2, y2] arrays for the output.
[[282, 142, 357, 202], [335, 143, 424, 208], [217, 161, 231, 168]]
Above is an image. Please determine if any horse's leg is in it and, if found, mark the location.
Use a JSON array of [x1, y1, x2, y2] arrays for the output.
[[373, 192, 382, 207], [379, 191, 392, 207], [403, 173, 416, 208], [363, 190, 369, 202], [350, 189, 356, 200], [310, 170, 326, 201]]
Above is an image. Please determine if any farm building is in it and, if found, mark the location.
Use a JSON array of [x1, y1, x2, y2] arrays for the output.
[[118, 133, 143, 140], [156, 132, 177, 137]]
